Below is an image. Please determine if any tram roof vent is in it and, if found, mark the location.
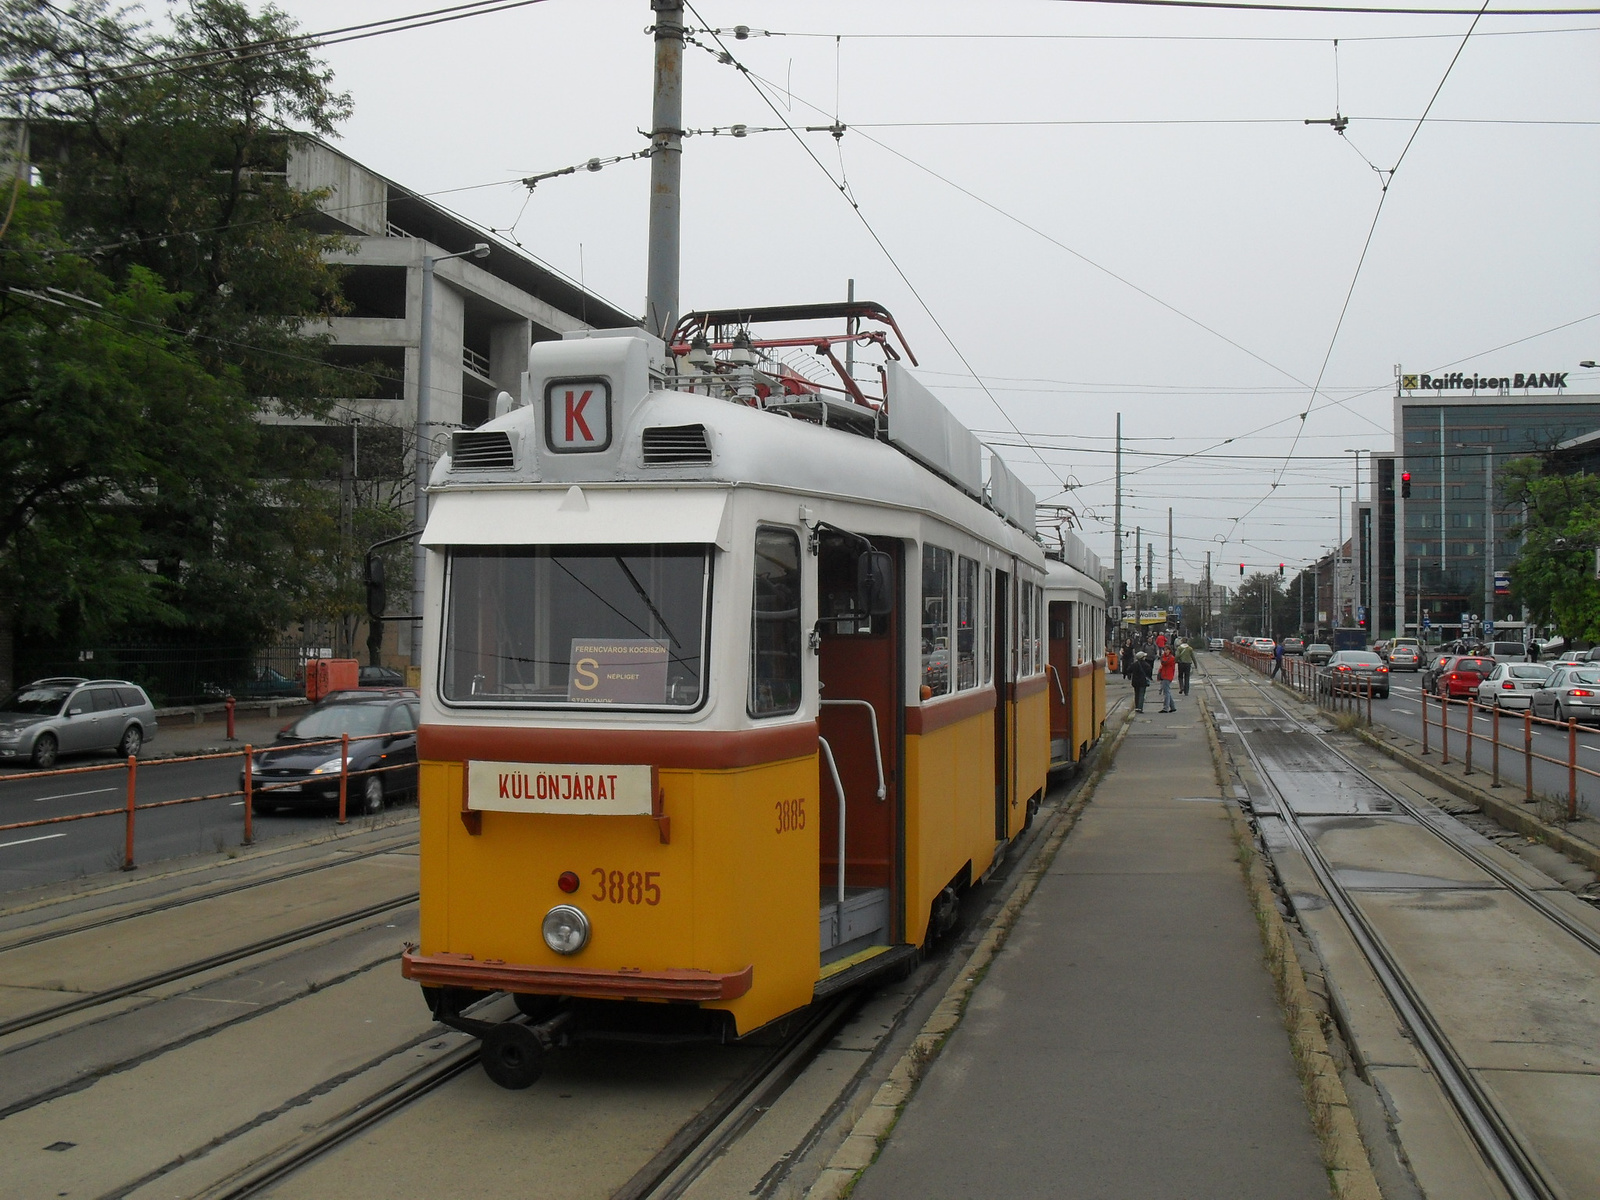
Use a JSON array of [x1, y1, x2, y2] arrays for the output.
[[641, 423, 713, 467], [450, 429, 517, 471]]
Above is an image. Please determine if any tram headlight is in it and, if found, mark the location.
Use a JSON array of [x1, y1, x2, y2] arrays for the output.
[[542, 904, 590, 955]]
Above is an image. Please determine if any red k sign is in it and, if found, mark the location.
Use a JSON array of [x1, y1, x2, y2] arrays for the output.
[[545, 378, 612, 452]]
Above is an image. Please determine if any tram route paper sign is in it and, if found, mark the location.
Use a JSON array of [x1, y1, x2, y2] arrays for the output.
[[567, 638, 670, 704], [466, 761, 655, 816]]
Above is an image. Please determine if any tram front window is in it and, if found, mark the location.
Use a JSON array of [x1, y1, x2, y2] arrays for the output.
[[442, 545, 710, 709]]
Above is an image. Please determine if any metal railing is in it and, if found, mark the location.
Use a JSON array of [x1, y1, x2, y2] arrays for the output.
[[0, 733, 413, 872], [1419, 692, 1593, 822], [1225, 642, 1379, 722]]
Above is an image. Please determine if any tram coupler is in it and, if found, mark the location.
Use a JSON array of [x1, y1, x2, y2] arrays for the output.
[[481, 1010, 573, 1091]]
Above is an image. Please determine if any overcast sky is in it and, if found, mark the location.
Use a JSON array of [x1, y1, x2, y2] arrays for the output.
[[268, 0, 1600, 583]]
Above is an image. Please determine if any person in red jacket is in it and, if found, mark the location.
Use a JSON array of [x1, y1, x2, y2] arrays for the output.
[[1158, 649, 1178, 712]]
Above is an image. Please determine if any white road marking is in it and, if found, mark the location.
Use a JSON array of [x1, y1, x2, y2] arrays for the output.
[[33, 786, 116, 804], [1390, 707, 1415, 715], [230, 800, 244, 806], [0, 833, 67, 850]]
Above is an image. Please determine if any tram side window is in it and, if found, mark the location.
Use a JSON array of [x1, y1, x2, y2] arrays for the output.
[[921, 545, 952, 697], [982, 568, 993, 684], [956, 556, 979, 690], [1035, 585, 1046, 674], [1019, 581, 1033, 677], [750, 528, 803, 717]]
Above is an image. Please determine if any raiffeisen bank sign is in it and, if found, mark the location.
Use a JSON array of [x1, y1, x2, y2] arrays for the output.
[[1401, 371, 1568, 392]]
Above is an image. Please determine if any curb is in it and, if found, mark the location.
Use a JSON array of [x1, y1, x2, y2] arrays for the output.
[[1199, 694, 1383, 1200], [803, 709, 1134, 1200], [1354, 727, 1600, 877]]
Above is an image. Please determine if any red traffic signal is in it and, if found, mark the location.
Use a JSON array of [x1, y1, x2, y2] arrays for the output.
[[1239, 563, 1245, 576], [1278, 563, 1285, 577], [1400, 471, 1412, 499]]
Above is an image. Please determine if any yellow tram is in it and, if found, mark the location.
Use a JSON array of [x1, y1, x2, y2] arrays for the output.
[[400, 305, 1107, 1086]]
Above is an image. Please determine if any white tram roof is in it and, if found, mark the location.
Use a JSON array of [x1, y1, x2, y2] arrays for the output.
[[1044, 556, 1103, 600], [424, 329, 1046, 564]]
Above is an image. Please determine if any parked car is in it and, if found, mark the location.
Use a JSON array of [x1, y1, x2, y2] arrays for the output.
[[1388, 644, 1422, 671], [1373, 640, 1390, 660], [1531, 666, 1600, 724], [1304, 643, 1334, 665], [0, 678, 158, 768], [1476, 663, 1553, 710], [1282, 637, 1305, 655], [241, 666, 301, 699], [1207, 637, 1225, 651], [242, 690, 419, 815], [1549, 649, 1590, 668], [1322, 651, 1390, 698], [1426, 655, 1496, 698], [358, 664, 406, 688]]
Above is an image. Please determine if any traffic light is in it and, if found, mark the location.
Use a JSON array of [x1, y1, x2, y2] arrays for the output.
[[364, 555, 386, 620], [1400, 471, 1411, 499], [1239, 563, 1245, 576], [1278, 563, 1285, 578]]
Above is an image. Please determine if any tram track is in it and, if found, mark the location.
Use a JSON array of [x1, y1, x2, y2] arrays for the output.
[[0, 891, 419, 1042], [1210, 670, 1600, 1200], [0, 832, 418, 956]]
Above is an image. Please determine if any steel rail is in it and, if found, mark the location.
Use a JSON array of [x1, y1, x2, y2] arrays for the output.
[[1209, 678, 1560, 1200], [1246, 673, 1600, 954], [619, 994, 861, 1200], [0, 892, 418, 1041], [0, 835, 418, 956]]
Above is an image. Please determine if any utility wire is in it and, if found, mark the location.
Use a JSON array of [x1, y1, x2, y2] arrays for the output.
[[4, 0, 552, 97], [1237, 0, 1500, 544], [708, 24, 1599, 42], [682, 4, 1074, 507]]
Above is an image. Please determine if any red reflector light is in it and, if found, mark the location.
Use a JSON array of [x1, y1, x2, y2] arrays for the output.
[[1570, 689, 1594, 698], [558, 871, 579, 893]]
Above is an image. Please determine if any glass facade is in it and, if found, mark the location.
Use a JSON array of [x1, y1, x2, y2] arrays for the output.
[[1396, 396, 1600, 635]]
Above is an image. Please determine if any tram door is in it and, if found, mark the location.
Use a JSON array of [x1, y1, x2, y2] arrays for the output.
[[816, 536, 903, 965], [1048, 601, 1073, 764], [992, 571, 1011, 839]]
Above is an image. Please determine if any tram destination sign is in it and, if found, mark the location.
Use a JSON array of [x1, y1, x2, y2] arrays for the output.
[[466, 760, 656, 816], [567, 638, 670, 704]]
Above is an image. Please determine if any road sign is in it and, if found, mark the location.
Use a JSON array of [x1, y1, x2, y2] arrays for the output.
[[1357, 606, 1366, 623], [1172, 605, 1184, 619], [1423, 615, 1431, 629], [1484, 619, 1495, 636], [1494, 571, 1511, 596]]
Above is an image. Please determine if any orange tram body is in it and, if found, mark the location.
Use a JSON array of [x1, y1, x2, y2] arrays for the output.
[[399, 305, 1107, 1087]]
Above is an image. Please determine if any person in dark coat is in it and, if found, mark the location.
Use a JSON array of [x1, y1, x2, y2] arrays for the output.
[[1129, 651, 1152, 713]]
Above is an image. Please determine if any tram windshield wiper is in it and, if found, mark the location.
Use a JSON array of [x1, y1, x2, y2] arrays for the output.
[[612, 556, 682, 649]]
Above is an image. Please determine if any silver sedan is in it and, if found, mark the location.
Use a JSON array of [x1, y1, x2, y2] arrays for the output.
[[1475, 663, 1552, 711], [1531, 667, 1600, 724]]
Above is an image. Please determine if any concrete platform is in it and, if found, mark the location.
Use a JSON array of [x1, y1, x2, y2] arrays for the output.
[[851, 692, 1329, 1199]]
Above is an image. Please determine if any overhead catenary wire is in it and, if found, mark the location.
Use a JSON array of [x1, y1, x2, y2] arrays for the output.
[[2, 0, 556, 98], [681, 4, 1076, 506]]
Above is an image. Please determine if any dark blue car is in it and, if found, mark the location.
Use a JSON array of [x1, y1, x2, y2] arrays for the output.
[[243, 690, 419, 815]]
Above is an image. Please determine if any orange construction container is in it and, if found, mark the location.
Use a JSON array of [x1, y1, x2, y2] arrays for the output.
[[306, 658, 360, 702]]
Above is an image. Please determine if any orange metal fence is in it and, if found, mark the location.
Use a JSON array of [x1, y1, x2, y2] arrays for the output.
[[0, 732, 411, 871]]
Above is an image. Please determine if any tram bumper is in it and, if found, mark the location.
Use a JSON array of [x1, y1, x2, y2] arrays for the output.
[[400, 949, 754, 1002]]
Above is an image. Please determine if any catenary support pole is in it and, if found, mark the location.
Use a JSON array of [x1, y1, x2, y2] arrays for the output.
[[1114, 413, 1123, 626], [645, 0, 685, 338]]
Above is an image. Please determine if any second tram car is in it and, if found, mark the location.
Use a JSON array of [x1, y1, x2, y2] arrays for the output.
[[400, 305, 1107, 1086]]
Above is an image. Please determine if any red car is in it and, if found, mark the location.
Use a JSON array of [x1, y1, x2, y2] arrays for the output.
[[1429, 655, 1495, 698]]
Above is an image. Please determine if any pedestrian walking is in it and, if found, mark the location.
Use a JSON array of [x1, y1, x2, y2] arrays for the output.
[[1129, 651, 1152, 713], [1175, 639, 1195, 695], [1158, 648, 1178, 712], [1270, 638, 1284, 679]]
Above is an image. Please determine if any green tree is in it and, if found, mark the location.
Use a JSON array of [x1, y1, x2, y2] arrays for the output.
[[1501, 458, 1600, 642], [0, 0, 371, 677], [1227, 572, 1289, 638]]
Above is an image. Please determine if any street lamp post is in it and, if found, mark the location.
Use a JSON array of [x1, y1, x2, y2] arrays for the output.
[[1331, 485, 1348, 628], [413, 241, 490, 666]]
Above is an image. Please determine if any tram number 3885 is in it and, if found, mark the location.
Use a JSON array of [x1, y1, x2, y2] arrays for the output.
[[591, 869, 661, 905], [775, 797, 806, 834]]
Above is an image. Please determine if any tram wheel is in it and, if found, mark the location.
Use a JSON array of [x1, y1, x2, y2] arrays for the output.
[[512, 992, 562, 1022], [481, 1023, 544, 1090]]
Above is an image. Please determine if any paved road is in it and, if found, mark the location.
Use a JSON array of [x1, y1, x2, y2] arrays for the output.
[[1255, 658, 1600, 819], [0, 749, 408, 894]]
